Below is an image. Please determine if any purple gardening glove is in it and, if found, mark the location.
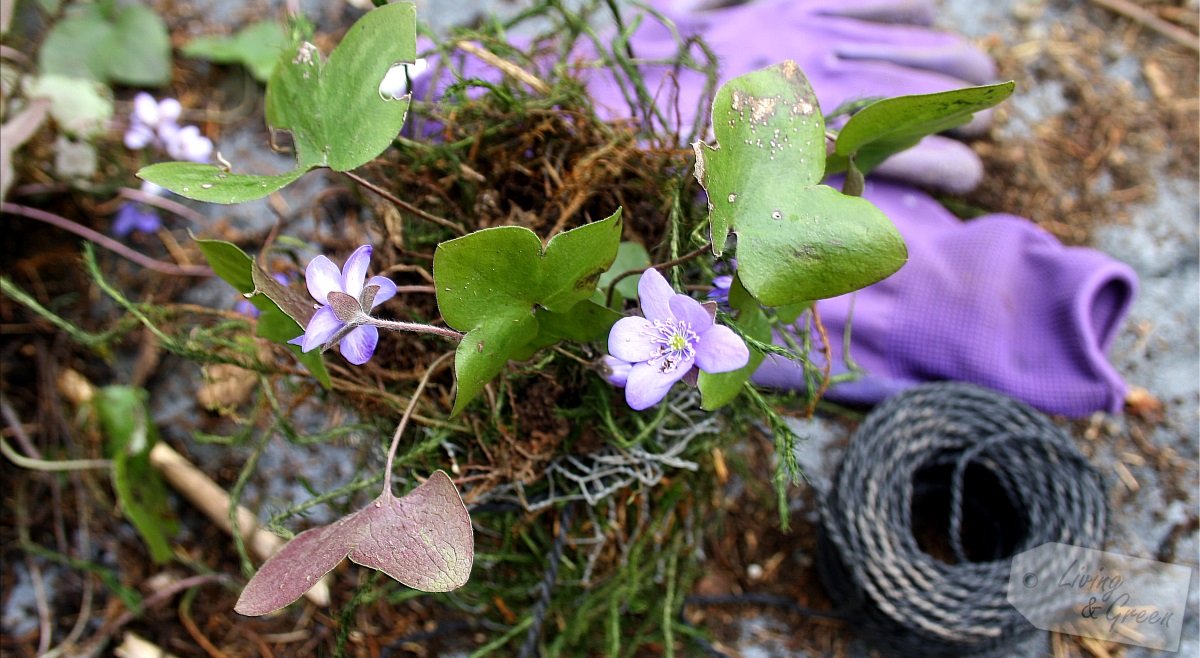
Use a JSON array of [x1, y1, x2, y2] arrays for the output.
[[579, 0, 998, 192], [412, 0, 997, 192], [750, 178, 1138, 417]]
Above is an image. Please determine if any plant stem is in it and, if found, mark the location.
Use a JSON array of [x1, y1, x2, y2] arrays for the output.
[[604, 241, 713, 307], [0, 436, 112, 471], [0, 202, 212, 277], [342, 170, 467, 235], [383, 351, 455, 493], [370, 317, 464, 341], [117, 187, 208, 224]]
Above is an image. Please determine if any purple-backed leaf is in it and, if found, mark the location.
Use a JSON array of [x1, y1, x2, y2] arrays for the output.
[[252, 263, 316, 326], [348, 470, 474, 592], [234, 471, 473, 617], [234, 515, 360, 616]]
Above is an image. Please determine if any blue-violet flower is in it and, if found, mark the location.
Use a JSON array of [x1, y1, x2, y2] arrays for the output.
[[288, 245, 397, 365], [112, 202, 162, 237], [606, 268, 749, 410]]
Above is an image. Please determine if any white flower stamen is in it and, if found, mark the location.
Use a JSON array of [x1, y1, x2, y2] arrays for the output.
[[646, 319, 699, 374]]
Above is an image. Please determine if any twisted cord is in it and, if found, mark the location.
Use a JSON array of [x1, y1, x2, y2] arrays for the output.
[[517, 504, 574, 658], [817, 382, 1107, 656]]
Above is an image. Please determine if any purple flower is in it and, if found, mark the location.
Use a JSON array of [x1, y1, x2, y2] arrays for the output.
[[111, 202, 162, 237], [605, 268, 749, 410], [288, 245, 397, 365], [124, 93, 181, 150], [708, 274, 733, 304], [124, 92, 213, 163], [708, 259, 737, 305]]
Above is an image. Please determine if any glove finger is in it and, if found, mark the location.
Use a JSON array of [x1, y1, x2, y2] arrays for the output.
[[813, 0, 937, 26], [869, 135, 984, 193], [834, 37, 997, 86]]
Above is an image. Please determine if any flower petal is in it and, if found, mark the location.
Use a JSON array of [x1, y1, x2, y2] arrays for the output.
[[608, 316, 658, 363], [637, 268, 676, 322], [624, 360, 689, 411], [132, 93, 159, 125], [668, 294, 713, 332], [341, 245, 373, 299], [111, 204, 161, 237], [365, 275, 397, 308], [694, 324, 750, 374], [340, 324, 379, 365], [296, 305, 343, 352], [158, 98, 182, 124], [123, 123, 154, 150], [305, 255, 343, 304], [600, 355, 632, 387]]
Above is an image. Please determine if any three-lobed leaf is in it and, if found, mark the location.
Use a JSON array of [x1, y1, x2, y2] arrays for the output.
[[182, 22, 290, 83], [38, 2, 171, 87], [434, 209, 623, 415], [264, 1, 416, 172], [235, 471, 473, 616], [693, 61, 907, 307], [140, 2, 417, 203], [595, 241, 651, 305]]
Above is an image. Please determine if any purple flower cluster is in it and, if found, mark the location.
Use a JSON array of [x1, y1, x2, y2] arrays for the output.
[[116, 94, 214, 238], [604, 268, 749, 410], [124, 93, 213, 163]]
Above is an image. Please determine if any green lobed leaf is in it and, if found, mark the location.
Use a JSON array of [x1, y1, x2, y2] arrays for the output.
[[140, 3, 415, 202], [694, 61, 907, 306], [264, 1, 416, 171], [193, 237, 330, 388], [38, 2, 170, 87], [733, 185, 907, 306], [94, 386, 176, 564], [182, 22, 290, 83], [694, 60, 826, 256], [830, 81, 1015, 174], [138, 163, 306, 205], [105, 3, 172, 86], [434, 209, 623, 415], [596, 241, 651, 304]]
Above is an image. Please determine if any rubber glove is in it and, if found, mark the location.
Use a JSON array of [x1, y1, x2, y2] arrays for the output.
[[750, 178, 1138, 417], [577, 0, 998, 192], [411, 0, 997, 192]]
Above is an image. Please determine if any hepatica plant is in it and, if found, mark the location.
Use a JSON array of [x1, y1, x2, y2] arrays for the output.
[[136, 1, 1010, 615]]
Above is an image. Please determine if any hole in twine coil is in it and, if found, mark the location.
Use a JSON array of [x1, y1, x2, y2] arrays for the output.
[[817, 382, 1107, 656]]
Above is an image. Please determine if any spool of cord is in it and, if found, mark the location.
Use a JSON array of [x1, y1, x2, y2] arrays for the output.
[[818, 382, 1107, 656]]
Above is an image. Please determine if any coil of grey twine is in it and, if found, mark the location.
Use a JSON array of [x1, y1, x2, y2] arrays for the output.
[[818, 382, 1108, 656]]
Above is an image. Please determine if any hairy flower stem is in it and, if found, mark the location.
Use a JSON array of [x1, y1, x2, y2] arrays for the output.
[[383, 351, 456, 494], [319, 316, 462, 354], [371, 317, 464, 341]]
